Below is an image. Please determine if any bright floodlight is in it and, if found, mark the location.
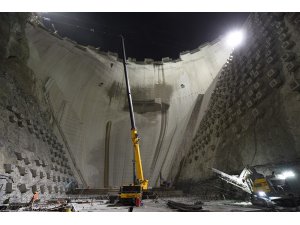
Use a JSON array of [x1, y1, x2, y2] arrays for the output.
[[282, 171, 295, 179], [277, 170, 295, 179], [226, 30, 244, 48], [258, 191, 266, 197]]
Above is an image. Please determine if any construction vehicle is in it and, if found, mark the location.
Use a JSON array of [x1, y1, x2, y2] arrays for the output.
[[118, 35, 153, 207], [212, 166, 300, 207]]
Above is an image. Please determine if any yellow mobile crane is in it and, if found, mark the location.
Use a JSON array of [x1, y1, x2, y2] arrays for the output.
[[118, 35, 150, 207]]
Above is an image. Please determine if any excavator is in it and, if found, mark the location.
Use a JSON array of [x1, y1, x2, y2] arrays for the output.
[[212, 166, 300, 207], [118, 36, 154, 207]]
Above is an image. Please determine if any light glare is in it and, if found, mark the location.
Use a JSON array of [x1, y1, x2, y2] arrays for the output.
[[282, 171, 295, 179], [226, 30, 244, 48], [277, 170, 295, 179]]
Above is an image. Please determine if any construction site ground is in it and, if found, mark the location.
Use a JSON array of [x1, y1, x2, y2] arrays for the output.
[[70, 198, 299, 212], [3, 197, 299, 212]]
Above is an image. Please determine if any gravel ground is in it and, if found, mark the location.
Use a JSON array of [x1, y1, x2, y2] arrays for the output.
[[68, 197, 271, 212]]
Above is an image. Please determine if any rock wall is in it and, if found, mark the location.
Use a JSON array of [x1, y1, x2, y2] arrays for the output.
[[25, 20, 231, 188], [6, 12, 298, 201], [173, 13, 300, 193], [0, 13, 78, 204]]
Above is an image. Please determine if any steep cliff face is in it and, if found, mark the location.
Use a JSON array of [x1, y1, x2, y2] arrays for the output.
[[25, 22, 231, 188], [0, 13, 78, 204], [173, 13, 300, 194]]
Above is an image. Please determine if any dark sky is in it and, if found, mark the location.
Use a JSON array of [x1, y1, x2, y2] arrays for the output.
[[40, 12, 249, 61]]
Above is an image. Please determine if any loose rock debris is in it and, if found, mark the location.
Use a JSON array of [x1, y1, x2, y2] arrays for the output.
[[167, 200, 206, 212]]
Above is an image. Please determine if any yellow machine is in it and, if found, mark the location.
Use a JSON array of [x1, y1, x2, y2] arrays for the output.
[[252, 178, 271, 194], [119, 36, 149, 206], [130, 128, 149, 190], [212, 167, 271, 196], [118, 128, 149, 205], [213, 166, 300, 207]]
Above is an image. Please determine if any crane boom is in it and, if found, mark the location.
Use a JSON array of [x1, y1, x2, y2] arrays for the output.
[[120, 35, 148, 190]]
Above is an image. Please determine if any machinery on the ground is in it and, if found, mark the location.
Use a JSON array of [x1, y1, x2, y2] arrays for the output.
[[118, 36, 153, 207], [212, 166, 300, 207]]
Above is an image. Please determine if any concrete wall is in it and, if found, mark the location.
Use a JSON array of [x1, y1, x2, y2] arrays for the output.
[[25, 23, 232, 188], [173, 13, 300, 191]]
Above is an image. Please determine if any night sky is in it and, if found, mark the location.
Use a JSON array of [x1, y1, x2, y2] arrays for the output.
[[40, 12, 249, 61]]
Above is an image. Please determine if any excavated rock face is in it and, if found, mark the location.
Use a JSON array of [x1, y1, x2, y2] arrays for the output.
[[0, 13, 78, 204], [0, 13, 29, 62], [4, 12, 300, 202], [173, 13, 300, 196], [0, 13, 231, 201], [0, 13, 32, 98], [25, 17, 231, 189]]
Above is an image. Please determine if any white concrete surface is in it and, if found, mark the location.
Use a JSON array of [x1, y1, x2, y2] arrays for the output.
[[25, 24, 231, 188]]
